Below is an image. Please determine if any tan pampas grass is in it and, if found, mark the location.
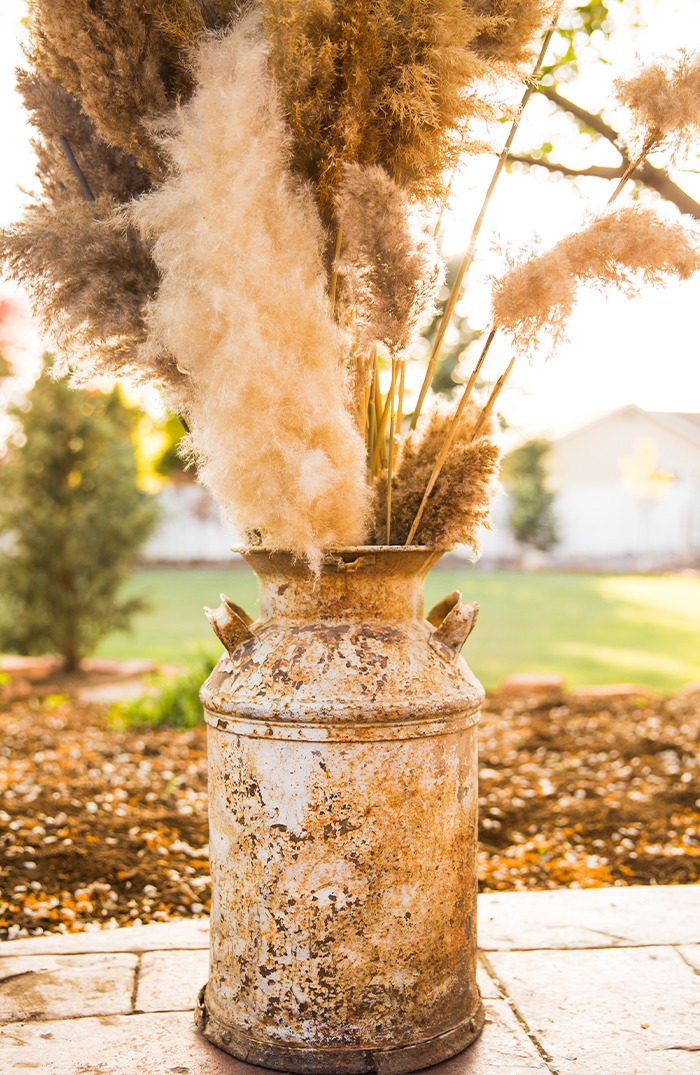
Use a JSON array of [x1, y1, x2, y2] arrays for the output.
[[27, 0, 178, 179], [130, 12, 369, 565], [374, 401, 499, 549], [470, 0, 561, 76], [262, 0, 494, 219], [334, 164, 443, 356], [0, 198, 185, 398], [614, 51, 700, 163], [17, 71, 150, 206], [491, 204, 700, 354]]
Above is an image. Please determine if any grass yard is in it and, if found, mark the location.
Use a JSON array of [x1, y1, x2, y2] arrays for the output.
[[95, 564, 700, 693]]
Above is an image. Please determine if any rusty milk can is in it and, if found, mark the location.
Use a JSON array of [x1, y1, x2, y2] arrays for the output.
[[195, 546, 485, 1073]]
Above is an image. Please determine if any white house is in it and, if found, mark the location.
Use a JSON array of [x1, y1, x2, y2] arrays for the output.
[[480, 406, 700, 566], [143, 406, 700, 566]]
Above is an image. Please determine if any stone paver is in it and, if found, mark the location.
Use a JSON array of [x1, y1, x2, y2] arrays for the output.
[[136, 948, 210, 1012], [0, 952, 137, 1022], [0, 1002, 548, 1075], [475, 957, 500, 1000], [0, 917, 210, 958], [677, 944, 700, 974], [0, 1011, 251, 1075], [488, 944, 700, 1075], [479, 884, 700, 950], [1, 888, 698, 1074]]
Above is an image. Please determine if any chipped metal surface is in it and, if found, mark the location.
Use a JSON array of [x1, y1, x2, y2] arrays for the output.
[[199, 547, 484, 1073]]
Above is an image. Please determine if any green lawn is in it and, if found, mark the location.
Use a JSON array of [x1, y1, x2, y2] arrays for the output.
[[95, 565, 700, 693]]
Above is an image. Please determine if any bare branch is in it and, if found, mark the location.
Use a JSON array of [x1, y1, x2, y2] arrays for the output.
[[521, 86, 700, 220], [537, 86, 622, 145], [508, 154, 624, 180], [507, 153, 700, 220]]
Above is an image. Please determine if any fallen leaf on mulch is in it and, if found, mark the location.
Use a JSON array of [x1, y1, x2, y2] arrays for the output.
[[0, 688, 698, 938]]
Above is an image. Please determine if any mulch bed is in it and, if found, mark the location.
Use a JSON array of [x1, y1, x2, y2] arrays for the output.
[[0, 680, 698, 939]]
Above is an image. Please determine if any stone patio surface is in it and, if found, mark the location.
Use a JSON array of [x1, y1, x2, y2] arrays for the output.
[[1, 885, 698, 1075]]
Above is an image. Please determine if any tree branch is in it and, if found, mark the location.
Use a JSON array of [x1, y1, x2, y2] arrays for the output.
[[507, 153, 700, 220], [537, 85, 622, 146], [508, 154, 624, 181], [523, 86, 700, 220]]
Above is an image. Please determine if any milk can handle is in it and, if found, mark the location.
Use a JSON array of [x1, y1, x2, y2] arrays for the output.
[[427, 590, 479, 660], [204, 594, 254, 655]]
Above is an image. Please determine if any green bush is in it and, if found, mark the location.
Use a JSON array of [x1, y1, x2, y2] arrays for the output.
[[0, 357, 161, 670], [110, 654, 216, 730]]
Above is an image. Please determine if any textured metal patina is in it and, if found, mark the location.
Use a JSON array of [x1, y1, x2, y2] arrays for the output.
[[196, 547, 484, 1074]]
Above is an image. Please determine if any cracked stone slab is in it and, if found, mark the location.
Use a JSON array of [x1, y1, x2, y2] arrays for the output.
[[136, 949, 210, 1013], [475, 957, 501, 1000], [677, 945, 700, 974], [0, 953, 137, 1023], [488, 945, 700, 1074], [0, 918, 210, 958], [479, 885, 700, 950], [0, 1002, 551, 1075]]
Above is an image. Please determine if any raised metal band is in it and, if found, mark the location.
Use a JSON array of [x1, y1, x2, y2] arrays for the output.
[[195, 986, 485, 1075]]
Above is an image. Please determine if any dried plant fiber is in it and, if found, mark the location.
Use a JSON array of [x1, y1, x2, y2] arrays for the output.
[[26, 0, 180, 180], [0, 197, 188, 402], [335, 164, 443, 357], [614, 50, 700, 162], [262, 0, 497, 219], [491, 204, 700, 354], [375, 400, 499, 549], [16, 71, 150, 207], [130, 12, 369, 565], [469, 0, 561, 76]]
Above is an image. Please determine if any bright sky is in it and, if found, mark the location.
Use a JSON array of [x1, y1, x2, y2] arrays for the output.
[[1, 0, 699, 441]]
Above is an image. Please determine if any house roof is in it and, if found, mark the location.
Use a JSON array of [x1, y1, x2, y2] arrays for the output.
[[554, 404, 700, 450]]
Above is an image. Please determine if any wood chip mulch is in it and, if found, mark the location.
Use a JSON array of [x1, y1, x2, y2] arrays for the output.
[[1, 686, 698, 939]]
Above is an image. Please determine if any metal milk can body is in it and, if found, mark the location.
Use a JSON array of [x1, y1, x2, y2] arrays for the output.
[[196, 547, 485, 1074]]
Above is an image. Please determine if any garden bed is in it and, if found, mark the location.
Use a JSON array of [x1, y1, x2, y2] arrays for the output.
[[0, 680, 698, 939]]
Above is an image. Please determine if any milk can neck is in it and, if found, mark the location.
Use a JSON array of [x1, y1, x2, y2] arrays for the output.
[[241, 547, 447, 623]]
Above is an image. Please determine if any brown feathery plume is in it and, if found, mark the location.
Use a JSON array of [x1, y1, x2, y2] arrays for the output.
[[374, 400, 499, 549], [16, 71, 151, 206], [26, 0, 199, 179], [469, 0, 561, 76], [0, 197, 185, 400], [130, 12, 369, 566], [491, 204, 700, 355], [335, 164, 443, 358], [144, 0, 246, 96], [262, 0, 495, 220], [614, 51, 700, 164]]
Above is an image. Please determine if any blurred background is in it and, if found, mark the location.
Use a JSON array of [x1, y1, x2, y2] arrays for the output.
[[1, 0, 699, 693]]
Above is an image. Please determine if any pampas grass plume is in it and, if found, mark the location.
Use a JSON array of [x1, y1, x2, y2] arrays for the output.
[[17, 71, 150, 206], [262, 0, 494, 217], [335, 164, 443, 357], [614, 51, 700, 162], [375, 400, 499, 549], [0, 197, 182, 395], [491, 205, 700, 354], [131, 12, 369, 565], [470, 0, 561, 76]]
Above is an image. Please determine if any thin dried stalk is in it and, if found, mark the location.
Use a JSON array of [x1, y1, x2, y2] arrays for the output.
[[396, 359, 406, 442], [367, 345, 378, 477], [328, 222, 343, 309], [411, 22, 557, 428], [372, 364, 398, 469], [386, 357, 398, 544], [405, 327, 496, 543], [470, 354, 516, 441]]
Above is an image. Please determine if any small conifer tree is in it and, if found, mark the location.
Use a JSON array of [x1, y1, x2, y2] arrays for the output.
[[0, 356, 160, 670], [500, 438, 559, 552]]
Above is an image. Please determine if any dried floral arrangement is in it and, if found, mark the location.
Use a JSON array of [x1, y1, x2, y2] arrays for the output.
[[3, 1, 700, 568]]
